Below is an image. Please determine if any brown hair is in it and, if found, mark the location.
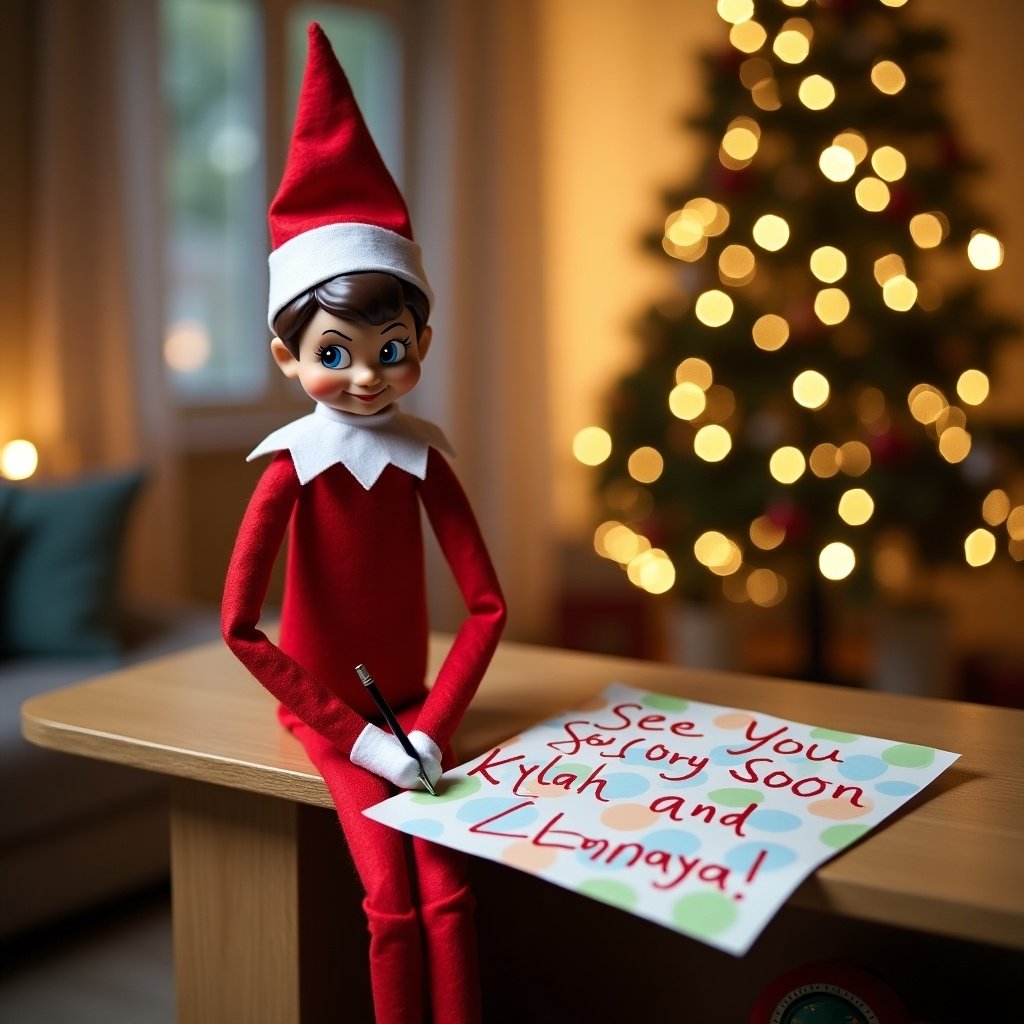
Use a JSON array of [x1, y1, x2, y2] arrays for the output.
[[273, 272, 430, 358]]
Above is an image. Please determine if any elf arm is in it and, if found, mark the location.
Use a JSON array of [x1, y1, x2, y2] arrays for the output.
[[221, 453, 369, 754], [413, 448, 507, 751]]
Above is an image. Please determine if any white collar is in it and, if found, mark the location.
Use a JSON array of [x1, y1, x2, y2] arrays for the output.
[[247, 403, 454, 488]]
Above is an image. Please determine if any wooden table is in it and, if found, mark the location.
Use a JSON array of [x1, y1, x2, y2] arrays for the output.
[[22, 636, 1024, 1022]]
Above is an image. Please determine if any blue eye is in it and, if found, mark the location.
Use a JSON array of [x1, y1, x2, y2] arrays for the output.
[[380, 339, 410, 366], [316, 344, 350, 369]]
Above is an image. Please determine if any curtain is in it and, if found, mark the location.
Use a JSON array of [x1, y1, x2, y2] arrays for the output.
[[0, 0, 184, 598], [403, 0, 556, 643]]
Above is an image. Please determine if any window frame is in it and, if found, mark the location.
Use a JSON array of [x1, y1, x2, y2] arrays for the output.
[[167, 0, 417, 451]]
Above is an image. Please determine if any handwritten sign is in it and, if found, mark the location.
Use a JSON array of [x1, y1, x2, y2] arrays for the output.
[[364, 683, 959, 955]]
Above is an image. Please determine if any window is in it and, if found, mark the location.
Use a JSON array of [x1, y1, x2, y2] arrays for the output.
[[161, 0, 403, 405]]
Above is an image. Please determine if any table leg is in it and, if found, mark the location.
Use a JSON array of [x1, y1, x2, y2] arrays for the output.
[[170, 780, 370, 1024]]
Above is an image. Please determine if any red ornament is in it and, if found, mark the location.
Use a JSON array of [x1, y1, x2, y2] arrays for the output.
[[869, 426, 912, 466], [766, 501, 811, 544]]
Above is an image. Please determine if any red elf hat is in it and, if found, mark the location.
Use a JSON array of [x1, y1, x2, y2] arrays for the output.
[[266, 22, 432, 331]]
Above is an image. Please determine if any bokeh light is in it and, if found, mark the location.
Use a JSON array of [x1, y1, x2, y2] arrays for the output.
[[573, 426, 612, 466], [819, 542, 856, 580], [752, 313, 790, 350]]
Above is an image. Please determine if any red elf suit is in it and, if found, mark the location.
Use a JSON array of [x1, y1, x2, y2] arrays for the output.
[[221, 24, 505, 1024]]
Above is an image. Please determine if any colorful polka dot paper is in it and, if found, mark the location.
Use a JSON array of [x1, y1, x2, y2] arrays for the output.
[[363, 683, 960, 955]]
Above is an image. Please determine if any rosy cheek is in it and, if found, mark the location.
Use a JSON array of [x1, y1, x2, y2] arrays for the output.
[[302, 371, 341, 400], [391, 364, 421, 391]]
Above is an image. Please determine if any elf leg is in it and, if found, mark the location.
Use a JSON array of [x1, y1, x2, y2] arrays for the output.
[[280, 707, 424, 1024], [412, 745, 481, 1024]]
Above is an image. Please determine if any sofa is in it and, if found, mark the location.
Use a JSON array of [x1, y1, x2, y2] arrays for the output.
[[0, 469, 220, 938]]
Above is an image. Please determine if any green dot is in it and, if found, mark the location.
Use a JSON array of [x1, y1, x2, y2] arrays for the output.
[[882, 743, 935, 769], [643, 692, 690, 712], [671, 891, 739, 937], [410, 775, 482, 805], [578, 879, 639, 911], [810, 727, 860, 743], [707, 787, 764, 807], [820, 823, 870, 850]]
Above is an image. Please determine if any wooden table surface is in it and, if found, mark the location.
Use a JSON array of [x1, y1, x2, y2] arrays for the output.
[[22, 633, 1024, 951]]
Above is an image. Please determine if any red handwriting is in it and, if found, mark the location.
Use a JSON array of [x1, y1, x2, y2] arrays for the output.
[[728, 758, 866, 805], [467, 748, 611, 802], [468, 802, 768, 898], [547, 710, 707, 782], [726, 721, 843, 764], [648, 795, 758, 836]]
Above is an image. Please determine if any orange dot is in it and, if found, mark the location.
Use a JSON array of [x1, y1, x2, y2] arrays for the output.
[[714, 712, 756, 730], [501, 840, 560, 871], [808, 796, 874, 819], [600, 803, 659, 830]]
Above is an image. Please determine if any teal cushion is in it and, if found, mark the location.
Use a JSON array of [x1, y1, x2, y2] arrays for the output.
[[0, 469, 144, 656]]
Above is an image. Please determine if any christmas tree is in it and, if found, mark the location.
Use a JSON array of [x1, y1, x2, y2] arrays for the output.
[[578, 0, 1021, 673]]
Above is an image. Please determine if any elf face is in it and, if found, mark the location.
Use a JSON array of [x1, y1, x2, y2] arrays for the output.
[[272, 306, 432, 416]]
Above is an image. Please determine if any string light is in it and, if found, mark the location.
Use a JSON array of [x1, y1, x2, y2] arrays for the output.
[[747, 568, 787, 607], [838, 488, 875, 525], [871, 59, 906, 95], [820, 542, 856, 580], [871, 146, 907, 181], [752, 214, 790, 250], [769, 446, 806, 484], [909, 212, 948, 249], [814, 287, 850, 325], [0, 439, 39, 480], [573, 427, 612, 465], [695, 289, 735, 326], [833, 130, 868, 164], [719, 244, 757, 285], [819, 145, 856, 182], [694, 425, 733, 461], [717, 0, 754, 24], [956, 369, 990, 406], [730, 20, 767, 53], [964, 528, 996, 567], [792, 369, 830, 410], [809, 442, 841, 478], [750, 515, 785, 550], [627, 548, 676, 594], [628, 447, 665, 484], [938, 426, 971, 463], [809, 246, 847, 283], [773, 19, 812, 64], [967, 231, 1004, 270], [669, 381, 707, 421], [855, 177, 891, 212], [676, 357, 713, 389], [837, 441, 871, 476], [752, 313, 790, 350], [873, 253, 906, 285], [982, 489, 1010, 526], [798, 75, 835, 110], [882, 275, 918, 311]]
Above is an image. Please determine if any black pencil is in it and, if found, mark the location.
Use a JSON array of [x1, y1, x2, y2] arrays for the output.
[[354, 663, 437, 796]]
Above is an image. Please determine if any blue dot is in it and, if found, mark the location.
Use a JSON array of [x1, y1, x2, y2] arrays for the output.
[[710, 744, 747, 766], [642, 829, 702, 855], [875, 779, 920, 797], [400, 818, 445, 839], [455, 798, 538, 829], [747, 808, 802, 833], [725, 841, 797, 874], [838, 755, 887, 781], [656, 771, 709, 789], [599, 772, 651, 799], [611, 743, 651, 767]]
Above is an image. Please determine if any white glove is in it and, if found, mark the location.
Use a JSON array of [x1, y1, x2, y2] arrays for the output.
[[351, 724, 443, 790]]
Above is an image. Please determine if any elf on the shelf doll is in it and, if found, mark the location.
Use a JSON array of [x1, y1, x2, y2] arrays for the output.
[[221, 24, 505, 1024]]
